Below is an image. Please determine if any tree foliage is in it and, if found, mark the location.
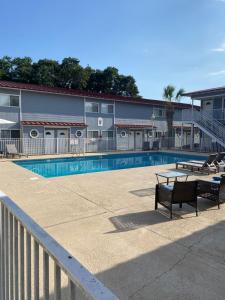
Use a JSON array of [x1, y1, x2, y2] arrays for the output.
[[0, 56, 139, 97]]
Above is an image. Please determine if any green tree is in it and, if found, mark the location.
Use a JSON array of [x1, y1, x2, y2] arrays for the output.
[[115, 75, 139, 96], [86, 69, 104, 93], [32, 59, 59, 86], [11, 57, 33, 82], [58, 57, 88, 89], [0, 56, 13, 80], [163, 85, 185, 148], [0, 55, 140, 97]]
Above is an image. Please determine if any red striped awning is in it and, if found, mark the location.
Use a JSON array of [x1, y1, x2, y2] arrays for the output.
[[22, 121, 87, 127]]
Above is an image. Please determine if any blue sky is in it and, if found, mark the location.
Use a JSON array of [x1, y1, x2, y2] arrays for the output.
[[1, 0, 225, 101]]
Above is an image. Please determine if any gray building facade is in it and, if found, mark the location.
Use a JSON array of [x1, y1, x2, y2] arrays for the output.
[[0, 80, 194, 154]]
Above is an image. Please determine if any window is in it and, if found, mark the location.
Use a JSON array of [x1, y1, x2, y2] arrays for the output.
[[11, 130, 20, 138], [85, 102, 99, 113], [102, 131, 114, 138], [0, 130, 20, 138], [87, 131, 99, 138], [10, 96, 19, 107], [75, 130, 83, 138], [1, 130, 10, 138], [30, 129, 39, 138], [0, 94, 19, 107], [120, 131, 127, 137], [101, 103, 114, 114], [153, 108, 165, 118]]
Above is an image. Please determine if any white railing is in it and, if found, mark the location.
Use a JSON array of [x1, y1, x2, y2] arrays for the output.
[[182, 108, 225, 147], [0, 192, 118, 300], [0, 138, 117, 156], [0, 135, 222, 156]]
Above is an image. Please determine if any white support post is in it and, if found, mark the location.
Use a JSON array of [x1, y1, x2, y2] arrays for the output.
[[190, 98, 194, 150], [181, 123, 184, 150]]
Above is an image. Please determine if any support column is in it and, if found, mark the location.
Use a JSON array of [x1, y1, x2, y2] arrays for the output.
[[190, 98, 194, 151], [181, 123, 184, 150], [190, 124, 194, 150]]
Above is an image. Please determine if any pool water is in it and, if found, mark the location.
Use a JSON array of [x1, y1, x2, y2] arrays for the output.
[[14, 152, 206, 178]]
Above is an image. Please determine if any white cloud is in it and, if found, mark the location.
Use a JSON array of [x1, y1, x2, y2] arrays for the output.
[[211, 42, 225, 52], [208, 70, 225, 76]]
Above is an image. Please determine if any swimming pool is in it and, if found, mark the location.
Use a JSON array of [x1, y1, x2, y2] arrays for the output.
[[14, 152, 206, 178]]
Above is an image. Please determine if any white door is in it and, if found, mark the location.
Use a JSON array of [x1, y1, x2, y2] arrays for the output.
[[57, 129, 69, 153], [128, 131, 135, 150], [202, 100, 213, 117], [135, 131, 143, 150], [44, 129, 55, 154]]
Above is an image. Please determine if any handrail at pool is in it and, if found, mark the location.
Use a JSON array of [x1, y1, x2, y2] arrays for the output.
[[0, 191, 118, 300]]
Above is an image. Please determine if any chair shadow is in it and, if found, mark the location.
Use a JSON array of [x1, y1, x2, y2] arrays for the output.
[[106, 207, 200, 234], [129, 187, 155, 198], [107, 198, 222, 234]]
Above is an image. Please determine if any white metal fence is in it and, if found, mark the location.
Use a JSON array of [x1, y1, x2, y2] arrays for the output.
[[0, 191, 118, 300], [0, 138, 116, 156], [0, 136, 223, 157]]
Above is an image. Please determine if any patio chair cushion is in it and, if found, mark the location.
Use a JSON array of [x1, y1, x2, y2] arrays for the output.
[[160, 183, 174, 191]]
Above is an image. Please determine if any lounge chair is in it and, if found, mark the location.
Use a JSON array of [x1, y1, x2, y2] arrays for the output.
[[155, 181, 198, 219], [176, 154, 217, 174], [6, 144, 27, 158], [197, 174, 225, 209], [188, 153, 217, 165], [190, 152, 225, 172], [215, 152, 225, 171]]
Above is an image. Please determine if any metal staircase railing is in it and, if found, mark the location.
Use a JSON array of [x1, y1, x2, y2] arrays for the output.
[[193, 110, 225, 147]]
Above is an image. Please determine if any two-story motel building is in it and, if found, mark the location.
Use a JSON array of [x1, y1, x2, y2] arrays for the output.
[[0, 80, 195, 154]]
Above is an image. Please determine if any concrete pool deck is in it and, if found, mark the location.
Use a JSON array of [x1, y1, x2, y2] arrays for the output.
[[1, 156, 225, 299]]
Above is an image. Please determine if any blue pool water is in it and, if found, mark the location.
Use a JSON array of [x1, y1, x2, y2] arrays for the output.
[[14, 152, 206, 178]]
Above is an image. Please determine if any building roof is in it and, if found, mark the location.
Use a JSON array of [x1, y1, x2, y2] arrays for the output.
[[0, 80, 196, 109], [183, 86, 225, 99], [22, 121, 87, 127]]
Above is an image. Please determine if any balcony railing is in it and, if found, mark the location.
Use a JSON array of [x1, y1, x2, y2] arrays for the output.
[[0, 192, 118, 300]]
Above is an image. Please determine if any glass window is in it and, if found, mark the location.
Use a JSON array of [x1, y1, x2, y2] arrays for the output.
[[87, 131, 99, 138], [153, 108, 165, 118], [11, 130, 20, 138], [120, 131, 127, 138], [0, 94, 10, 106], [102, 131, 114, 138], [75, 130, 83, 138], [85, 102, 99, 113], [30, 129, 39, 138], [1, 130, 10, 138], [10, 95, 19, 107], [101, 103, 114, 114], [0, 94, 19, 107]]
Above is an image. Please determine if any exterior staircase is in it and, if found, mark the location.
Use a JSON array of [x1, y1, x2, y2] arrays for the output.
[[183, 109, 225, 149]]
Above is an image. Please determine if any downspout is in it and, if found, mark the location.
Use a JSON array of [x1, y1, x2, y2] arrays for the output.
[[114, 100, 117, 150], [19, 89, 24, 153]]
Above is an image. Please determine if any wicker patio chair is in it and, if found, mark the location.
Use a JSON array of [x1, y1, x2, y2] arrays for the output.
[[155, 181, 198, 219], [197, 174, 225, 209]]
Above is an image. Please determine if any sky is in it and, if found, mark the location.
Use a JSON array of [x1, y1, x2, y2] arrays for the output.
[[1, 0, 225, 102]]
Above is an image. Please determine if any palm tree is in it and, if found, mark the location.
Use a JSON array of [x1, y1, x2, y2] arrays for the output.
[[163, 85, 185, 148]]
